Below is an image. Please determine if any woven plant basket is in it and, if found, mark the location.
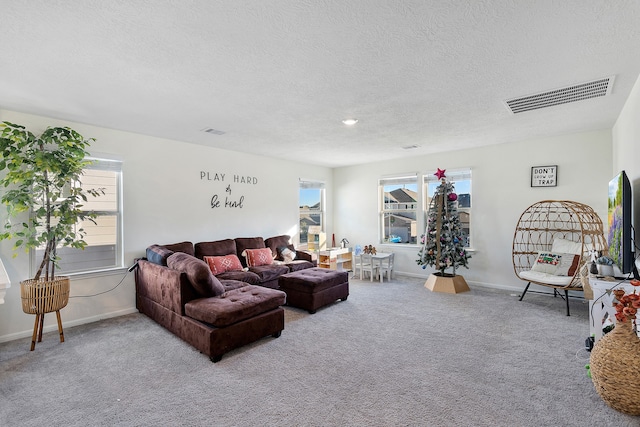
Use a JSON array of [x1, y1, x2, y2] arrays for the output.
[[590, 320, 640, 415], [20, 277, 70, 315]]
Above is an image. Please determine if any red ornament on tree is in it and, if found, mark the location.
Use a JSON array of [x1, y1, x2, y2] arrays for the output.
[[448, 193, 458, 201]]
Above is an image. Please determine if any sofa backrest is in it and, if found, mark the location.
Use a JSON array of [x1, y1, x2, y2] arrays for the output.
[[195, 239, 237, 260], [162, 241, 195, 257], [264, 235, 293, 259], [235, 237, 266, 267]]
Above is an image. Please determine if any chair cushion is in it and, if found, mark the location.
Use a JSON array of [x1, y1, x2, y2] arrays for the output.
[[519, 269, 575, 286], [551, 238, 582, 255], [249, 264, 290, 282], [185, 285, 286, 327], [167, 252, 225, 297], [214, 270, 261, 285]]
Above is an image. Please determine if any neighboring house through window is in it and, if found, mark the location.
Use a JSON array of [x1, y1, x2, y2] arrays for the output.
[[379, 169, 472, 247], [379, 175, 418, 244], [424, 168, 472, 248], [299, 180, 325, 247]]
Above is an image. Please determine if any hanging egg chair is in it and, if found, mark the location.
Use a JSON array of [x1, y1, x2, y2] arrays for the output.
[[512, 200, 607, 315]]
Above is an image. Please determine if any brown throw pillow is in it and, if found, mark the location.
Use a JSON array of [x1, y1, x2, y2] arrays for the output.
[[167, 252, 225, 297]]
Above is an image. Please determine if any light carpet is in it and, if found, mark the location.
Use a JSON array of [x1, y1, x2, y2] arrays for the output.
[[1, 275, 638, 427]]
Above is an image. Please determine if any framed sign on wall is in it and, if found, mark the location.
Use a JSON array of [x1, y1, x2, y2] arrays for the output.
[[531, 165, 557, 187]]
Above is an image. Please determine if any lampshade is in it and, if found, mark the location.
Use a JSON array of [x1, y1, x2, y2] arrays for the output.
[[0, 258, 11, 304]]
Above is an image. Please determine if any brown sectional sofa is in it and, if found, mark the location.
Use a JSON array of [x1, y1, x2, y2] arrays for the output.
[[135, 235, 315, 362]]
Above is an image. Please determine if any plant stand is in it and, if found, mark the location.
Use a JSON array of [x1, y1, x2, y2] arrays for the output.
[[20, 277, 70, 351], [425, 272, 470, 294]]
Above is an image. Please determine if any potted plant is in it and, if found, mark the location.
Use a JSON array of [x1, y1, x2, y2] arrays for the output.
[[596, 255, 615, 277], [0, 121, 103, 350], [590, 279, 640, 415]]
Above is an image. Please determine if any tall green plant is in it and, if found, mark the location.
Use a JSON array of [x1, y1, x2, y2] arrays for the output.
[[0, 121, 104, 281]]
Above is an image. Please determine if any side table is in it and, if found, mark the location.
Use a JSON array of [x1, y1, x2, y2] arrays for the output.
[[588, 276, 640, 343]]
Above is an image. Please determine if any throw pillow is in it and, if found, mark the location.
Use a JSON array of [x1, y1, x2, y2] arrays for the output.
[[146, 244, 174, 266], [551, 238, 582, 255], [531, 251, 563, 274], [167, 252, 225, 297], [530, 251, 581, 276], [204, 255, 244, 275], [244, 248, 274, 267], [553, 253, 581, 276], [280, 247, 296, 263]]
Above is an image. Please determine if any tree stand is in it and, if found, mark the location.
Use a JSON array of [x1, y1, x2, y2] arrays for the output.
[[425, 272, 470, 294], [20, 277, 70, 351]]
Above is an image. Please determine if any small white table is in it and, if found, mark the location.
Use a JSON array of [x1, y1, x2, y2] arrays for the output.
[[588, 276, 640, 343], [370, 252, 393, 283]]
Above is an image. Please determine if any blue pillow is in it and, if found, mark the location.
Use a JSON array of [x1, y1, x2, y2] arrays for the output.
[[146, 245, 174, 266]]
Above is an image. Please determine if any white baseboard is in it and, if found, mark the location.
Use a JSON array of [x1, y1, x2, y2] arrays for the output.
[[0, 307, 139, 344]]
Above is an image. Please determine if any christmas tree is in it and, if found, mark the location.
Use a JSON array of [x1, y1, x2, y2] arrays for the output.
[[417, 168, 471, 276]]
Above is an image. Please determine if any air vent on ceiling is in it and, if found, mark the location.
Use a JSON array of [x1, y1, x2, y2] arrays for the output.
[[402, 144, 420, 150], [504, 76, 615, 114], [201, 127, 226, 135]]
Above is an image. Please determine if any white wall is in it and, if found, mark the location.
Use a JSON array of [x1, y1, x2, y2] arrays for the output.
[[612, 73, 640, 272], [333, 130, 612, 291], [0, 110, 332, 342]]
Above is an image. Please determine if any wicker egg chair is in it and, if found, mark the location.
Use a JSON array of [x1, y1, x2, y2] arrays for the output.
[[512, 200, 607, 316]]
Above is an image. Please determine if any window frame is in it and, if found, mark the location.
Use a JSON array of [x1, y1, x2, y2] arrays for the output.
[[299, 180, 325, 249], [423, 168, 473, 249], [378, 169, 473, 249], [32, 158, 124, 276], [379, 175, 419, 245]]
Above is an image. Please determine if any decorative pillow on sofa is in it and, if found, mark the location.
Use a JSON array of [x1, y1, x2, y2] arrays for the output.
[[167, 252, 225, 297], [531, 251, 580, 276], [146, 244, 174, 266], [203, 255, 244, 275], [244, 248, 274, 267], [279, 247, 297, 263]]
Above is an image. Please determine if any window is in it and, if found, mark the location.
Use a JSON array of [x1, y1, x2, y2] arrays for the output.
[[379, 175, 418, 244], [424, 168, 472, 248], [299, 180, 325, 247], [34, 158, 123, 274]]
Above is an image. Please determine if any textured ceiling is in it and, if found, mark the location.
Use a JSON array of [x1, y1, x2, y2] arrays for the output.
[[2, 1, 640, 168]]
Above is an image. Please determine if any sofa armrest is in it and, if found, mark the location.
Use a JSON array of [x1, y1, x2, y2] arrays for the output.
[[296, 250, 317, 264], [135, 259, 197, 315]]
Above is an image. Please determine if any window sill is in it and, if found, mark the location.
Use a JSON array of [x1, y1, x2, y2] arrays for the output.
[[65, 266, 129, 280], [377, 243, 476, 253]]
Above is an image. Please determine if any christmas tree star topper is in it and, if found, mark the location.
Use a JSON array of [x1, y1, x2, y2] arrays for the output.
[[434, 168, 446, 180]]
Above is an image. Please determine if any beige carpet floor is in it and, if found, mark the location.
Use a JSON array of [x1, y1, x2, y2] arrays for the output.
[[1, 275, 638, 426]]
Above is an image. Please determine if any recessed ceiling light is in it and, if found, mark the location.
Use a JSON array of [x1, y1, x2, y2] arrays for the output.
[[342, 119, 358, 126]]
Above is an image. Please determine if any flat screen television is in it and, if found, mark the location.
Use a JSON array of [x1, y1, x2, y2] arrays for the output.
[[607, 170, 639, 279]]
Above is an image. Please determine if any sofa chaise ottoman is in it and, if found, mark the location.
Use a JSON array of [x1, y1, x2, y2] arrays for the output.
[[278, 268, 349, 314]]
